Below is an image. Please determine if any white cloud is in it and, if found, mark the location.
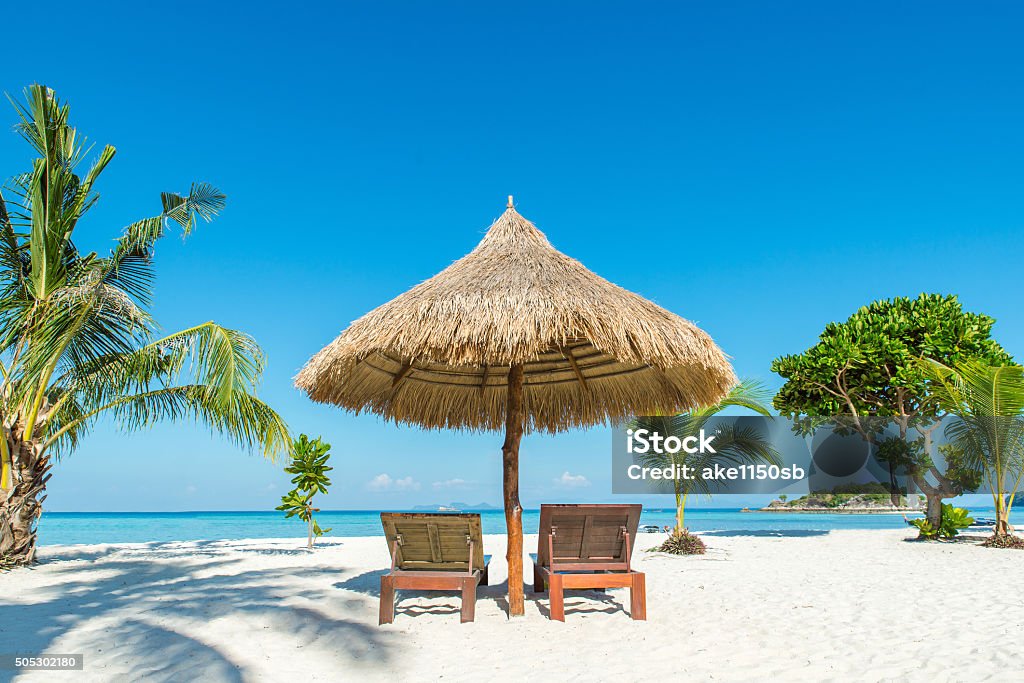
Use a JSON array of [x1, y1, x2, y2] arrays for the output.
[[185, 484, 198, 495], [366, 473, 421, 492], [432, 478, 472, 490], [553, 471, 590, 488]]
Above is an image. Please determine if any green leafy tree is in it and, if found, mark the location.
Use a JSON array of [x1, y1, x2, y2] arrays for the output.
[[276, 434, 333, 548], [920, 359, 1024, 538], [771, 294, 1011, 528], [630, 380, 780, 532], [0, 85, 290, 567]]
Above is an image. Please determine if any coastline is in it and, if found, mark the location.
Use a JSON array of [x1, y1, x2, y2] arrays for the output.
[[5, 529, 1022, 681], [745, 509, 917, 514], [34, 508, 960, 546]]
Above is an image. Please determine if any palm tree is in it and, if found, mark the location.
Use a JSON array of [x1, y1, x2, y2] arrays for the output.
[[920, 359, 1024, 537], [0, 85, 290, 567], [630, 380, 779, 533]]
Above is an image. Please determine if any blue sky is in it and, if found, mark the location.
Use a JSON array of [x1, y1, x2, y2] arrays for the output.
[[3, 1, 1023, 511]]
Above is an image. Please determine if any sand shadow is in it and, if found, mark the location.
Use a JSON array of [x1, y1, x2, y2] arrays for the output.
[[336, 568, 388, 597], [339, 569, 491, 621], [493, 580, 630, 619], [3, 545, 392, 679], [31, 546, 118, 564], [900, 534, 986, 545], [338, 570, 630, 621], [526, 586, 629, 619], [339, 568, 489, 621], [99, 619, 245, 682]]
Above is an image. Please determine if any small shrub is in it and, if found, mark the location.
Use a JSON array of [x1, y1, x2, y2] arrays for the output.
[[909, 504, 973, 540], [982, 534, 1024, 549], [908, 519, 939, 539], [653, 529, 706, 555]]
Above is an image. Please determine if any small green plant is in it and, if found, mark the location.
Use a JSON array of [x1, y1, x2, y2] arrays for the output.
[[909, 503, 973, 540], [909, 518, 939, 539], [939, 505, 974, 536], [276, 434, 333, 549], [779, 495, 787, 503], [652, 529, 706, 555]]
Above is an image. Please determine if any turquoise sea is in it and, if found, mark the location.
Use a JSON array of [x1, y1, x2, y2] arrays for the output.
[[37, 507, 1024, 545]]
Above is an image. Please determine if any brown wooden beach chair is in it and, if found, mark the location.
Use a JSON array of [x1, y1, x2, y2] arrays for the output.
[[531, 504, 646, 621], [379, 512, 490, 624]]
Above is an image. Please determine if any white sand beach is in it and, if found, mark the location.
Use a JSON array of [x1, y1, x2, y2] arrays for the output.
[[3, 529, 1022, 682]]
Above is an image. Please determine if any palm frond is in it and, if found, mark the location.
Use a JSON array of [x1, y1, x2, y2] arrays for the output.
[[921, 358, 1024, 417], [43, 388, 87, 454], [90, 216, 165, 306], [162, 183, 226, 234], [66, 145, 115, 222], [51, 322, 268, 428], [921, 358, 1024, 505], [153, 322, 265, 408], [693, 379, 775, 421], [80, 385, 289, 459]]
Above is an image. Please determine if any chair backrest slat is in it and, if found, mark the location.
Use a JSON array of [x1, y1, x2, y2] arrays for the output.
[[381, 512, 485, 571]]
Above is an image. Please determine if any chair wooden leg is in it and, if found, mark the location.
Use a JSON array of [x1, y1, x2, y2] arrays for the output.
[[379, 575, 396, 625], [460, 577, 477, 623], [533, 564, 545, 592], [548, 573, 565, 621], [630, 572, 646, 621]]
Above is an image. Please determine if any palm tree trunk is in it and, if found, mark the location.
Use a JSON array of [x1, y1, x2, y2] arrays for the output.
[[0, 438, 50, 567], [994, 495, 1011, 537], [674, 490, 682, 533]]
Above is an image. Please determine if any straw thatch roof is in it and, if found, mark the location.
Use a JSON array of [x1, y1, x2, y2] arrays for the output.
[[295, 201, 736, 433]]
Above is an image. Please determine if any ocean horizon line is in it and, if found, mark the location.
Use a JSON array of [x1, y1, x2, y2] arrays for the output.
[[42, 507, 689, 515]]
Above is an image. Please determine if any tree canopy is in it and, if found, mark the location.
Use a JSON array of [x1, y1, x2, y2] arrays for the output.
[[772, 293, 1011, 435]]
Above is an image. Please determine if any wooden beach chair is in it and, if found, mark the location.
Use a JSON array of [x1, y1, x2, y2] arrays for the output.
[[379, 512, 490, 624], [531, 504, 646, 621]]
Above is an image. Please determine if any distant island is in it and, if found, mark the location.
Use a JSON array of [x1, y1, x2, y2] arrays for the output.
[[411, 502, 499, 512], [750, 484, 923, 514]]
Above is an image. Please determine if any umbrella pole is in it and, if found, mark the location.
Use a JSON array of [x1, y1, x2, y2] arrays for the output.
[[502, 363, 525, 617]]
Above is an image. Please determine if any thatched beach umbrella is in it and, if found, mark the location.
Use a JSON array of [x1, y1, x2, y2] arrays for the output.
[[295, 198, 736, 616]]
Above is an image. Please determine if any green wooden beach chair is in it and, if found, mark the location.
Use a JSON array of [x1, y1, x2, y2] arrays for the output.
[[379, 512, 490, 624]]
